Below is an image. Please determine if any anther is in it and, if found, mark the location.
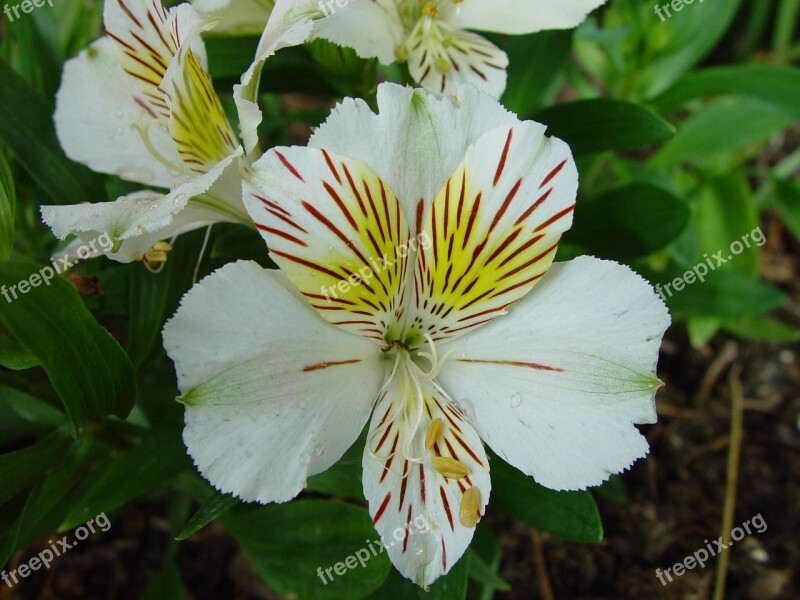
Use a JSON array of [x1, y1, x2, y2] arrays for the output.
[[425, 418, 443, 450], [431, 456, 469, 479], [459, 487, 480, 527]]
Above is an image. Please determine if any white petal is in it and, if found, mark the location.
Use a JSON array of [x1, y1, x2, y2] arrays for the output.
[[363, 372, 490, 587], [406, 23, 508, 98], [163, 261, 384, 503], [234, 0, 319, 155], [407, 121, 577, 343], [192, 0, 273, 34], [447, 0, 608, 34], [159, 40, 240, 174], [311, 0, 402, 64], [245, 146, 411, 342], [437, 256, 670, 490], [54, 37, 181, 189], [309, 82, 518, 221], [41, 148, 247, 263]]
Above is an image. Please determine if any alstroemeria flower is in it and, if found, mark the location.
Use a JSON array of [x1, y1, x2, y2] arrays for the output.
[[313, 0, 608, 97], [163, 83, 669, 586], [41, 0, 250, 263]]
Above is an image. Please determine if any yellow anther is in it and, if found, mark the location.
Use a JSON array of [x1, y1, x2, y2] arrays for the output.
[[425, 418, 443, 450], [421, 1, 438, 18], [143, 241, 172, 269], [434, 56, 451, 74], [459, 487, 481, 527], [431, 456, 469, 479]]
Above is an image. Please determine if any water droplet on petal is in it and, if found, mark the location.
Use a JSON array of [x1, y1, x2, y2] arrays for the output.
[[299, 400, 307, 409], [509, 393, 522, 408], [300, 453, 311, 465], [115, 109, 124, 118]]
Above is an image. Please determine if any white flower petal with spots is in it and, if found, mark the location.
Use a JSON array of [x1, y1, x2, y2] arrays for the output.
[[43, 0, 250, 264], [165, 83, 669, 588], [311, 0, 608, 97]]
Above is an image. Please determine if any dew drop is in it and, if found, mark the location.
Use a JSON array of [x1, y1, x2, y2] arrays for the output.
[[314, 445, 324, 457], [509, 392, 522, 408], [115, 109, 124, 118], [299, 400, 307, 409], [300, 453, 311, 465]]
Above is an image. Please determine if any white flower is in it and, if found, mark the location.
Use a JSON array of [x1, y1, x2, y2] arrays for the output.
[[163, 83, 669, 587], [41, 0, 250, 263], [313, 0, 609, 97]]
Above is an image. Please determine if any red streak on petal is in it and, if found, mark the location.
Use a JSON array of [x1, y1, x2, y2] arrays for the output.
[[301, 359, 361, 372]]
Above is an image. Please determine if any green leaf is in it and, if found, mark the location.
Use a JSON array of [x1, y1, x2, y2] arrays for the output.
[[127, 229, 212, 368], [13, 438, 94, 550], [0, 430, 71, 506], [592, 474, 627, 505], [688, 175, 761, 277], [205, 35, 261, 79], [306, 461, 364, 500], [502, 30, 573, 117], [534, 99, 674, 155], [489, 455, 603, 543], [565, 183, 689, 260], [0, 152, 14, 259], [774, 178, 800, 242], [655, 65, 800, 121], [722, 316, 800, 342], [176, 492, 239, 541], [656, 267, 785, 319], [2, 387, 64, 426], [0, 260, 136, 431], [641, 0, 744, 97], [62, 420, 189, 529], [0, 59, 104, 205], [651, 97, 794, 168], [0, 329, 40, 370], [423, 554, 468, 600], [467, 549, 510, 591], [687, 316, 721, 348], [223, 500, 391, 600]]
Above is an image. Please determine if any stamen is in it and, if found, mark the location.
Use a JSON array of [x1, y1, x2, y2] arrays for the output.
[[143, 241, 172, 272], [402, 363, 428, 463], [459, 487, 481, 527], [431, 456, 469, 479], [424, 418, 443, 450], [414, 333, 459, 380]]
